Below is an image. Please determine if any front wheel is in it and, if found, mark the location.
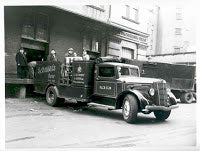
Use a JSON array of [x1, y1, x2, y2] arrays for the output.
[[154, 110, 171, 121], [122, 94, 138, 123]]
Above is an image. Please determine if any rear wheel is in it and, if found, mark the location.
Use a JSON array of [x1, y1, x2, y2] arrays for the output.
[[46, 86, 62, 106], [122, 94, 138, 123], [154, 110, 171, 121], [180, 92, 193, 104]]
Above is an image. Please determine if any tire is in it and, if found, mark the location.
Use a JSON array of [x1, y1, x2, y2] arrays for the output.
[[192, 92, 196, 102], [46, 86, 60, 107], [122, 94, 138, 123], [180, 92, 193, 104], [154, 110, 171, 121]]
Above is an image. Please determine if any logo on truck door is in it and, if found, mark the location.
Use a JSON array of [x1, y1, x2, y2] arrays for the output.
[[96, 81, 116, 97]]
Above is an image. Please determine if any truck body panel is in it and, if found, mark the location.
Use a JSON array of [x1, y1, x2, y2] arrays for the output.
[[123, 59, 195, 92]]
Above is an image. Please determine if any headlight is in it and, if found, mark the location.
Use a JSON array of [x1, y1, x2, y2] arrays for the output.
[[149, 88, 155, 96]]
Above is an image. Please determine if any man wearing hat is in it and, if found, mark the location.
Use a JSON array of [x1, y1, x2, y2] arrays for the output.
[[64, 48, 76, 64], [65, 48, 75, 57], [15, 47, 28, 78], [47, 49, 58, 61]]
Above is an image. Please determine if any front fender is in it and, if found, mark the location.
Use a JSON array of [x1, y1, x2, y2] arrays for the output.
[[116, 89, 150, 110], [167, 90, 178, 105], [167, 91, 176, 100]]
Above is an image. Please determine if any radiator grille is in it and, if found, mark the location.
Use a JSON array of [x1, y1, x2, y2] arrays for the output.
[[154, 82, 168, 106]]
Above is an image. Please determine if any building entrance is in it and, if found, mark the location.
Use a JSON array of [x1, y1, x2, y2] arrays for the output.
[[24, 48, 45, 62]]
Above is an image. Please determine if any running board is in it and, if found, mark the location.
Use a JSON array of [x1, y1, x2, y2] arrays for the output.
[[87, 103, 116, 110]]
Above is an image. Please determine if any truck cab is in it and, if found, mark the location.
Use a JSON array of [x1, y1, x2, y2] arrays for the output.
[[34, 58, 178, 123]]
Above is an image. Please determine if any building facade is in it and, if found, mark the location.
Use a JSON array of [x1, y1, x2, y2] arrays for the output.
[[149, 3, 196, 65], [5, 6, 122, 75], [5, 5, 159, 75], [107, 5, 150, 60]]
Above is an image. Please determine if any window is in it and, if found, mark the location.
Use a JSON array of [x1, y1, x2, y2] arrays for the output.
[[175, 28, 182, 35], [87, 5, 105, 11], [99, 67, 115, 77], [174, 47, 181, 53], [123, 5, 139, 23], [22, 13, 35, 39], [35, 14, 49, 42], [121, 67, 129, 75], [176, 12, 182, 20], [122, 47, 134, 59], [176, 8, 182, 20], [130, 68, 139, 77], [22, 12, 49, 42], [83, 34, 100, 52]]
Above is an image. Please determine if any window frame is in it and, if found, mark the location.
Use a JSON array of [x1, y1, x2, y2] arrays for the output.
[[21, 12, 49, 43], [175, 28, 182, 35], [122, 5, 139, 24], [96, 65, 117, 81], [87, 5, 105, 12]]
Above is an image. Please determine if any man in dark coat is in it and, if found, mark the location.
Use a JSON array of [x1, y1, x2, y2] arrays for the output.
[[15, 48, 28, 78]]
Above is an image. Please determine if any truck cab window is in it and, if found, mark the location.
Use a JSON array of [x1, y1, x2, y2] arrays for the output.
[[130, 68, 139, 77], [99, 67, 115, 77], [121, 67, 129, 75]]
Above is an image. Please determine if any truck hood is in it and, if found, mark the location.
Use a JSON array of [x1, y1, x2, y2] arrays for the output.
[[117, 76, 165, 84]]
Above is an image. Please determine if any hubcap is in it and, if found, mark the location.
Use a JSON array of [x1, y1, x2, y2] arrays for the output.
[[48, 91, 55, 104], [124, 100, 130, 117], [186, 94, 192, 100]]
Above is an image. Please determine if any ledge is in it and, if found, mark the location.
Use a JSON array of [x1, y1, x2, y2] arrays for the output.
[[21, 36, 48, 43], [87, 5, 105, 12], [122, 16, 140, 24], [5, 78, 34, 84]]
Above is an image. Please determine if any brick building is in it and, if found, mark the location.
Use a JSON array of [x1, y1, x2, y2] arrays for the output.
[[5, 6, 122, 75]]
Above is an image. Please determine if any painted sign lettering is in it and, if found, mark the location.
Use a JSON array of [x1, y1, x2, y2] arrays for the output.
[[37, 64, 56, 74]]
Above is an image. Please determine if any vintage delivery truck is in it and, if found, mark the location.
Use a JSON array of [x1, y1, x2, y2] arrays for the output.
[[33, 57, 178, 123], [122, 59, 196, 104]]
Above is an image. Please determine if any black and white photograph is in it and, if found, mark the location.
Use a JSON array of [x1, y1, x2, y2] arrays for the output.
[[1, 0, 199, 151]]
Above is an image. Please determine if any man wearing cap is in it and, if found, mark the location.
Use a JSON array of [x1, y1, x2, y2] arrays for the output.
[[47, 49, 58, 61], [64, 48, 76, 64]]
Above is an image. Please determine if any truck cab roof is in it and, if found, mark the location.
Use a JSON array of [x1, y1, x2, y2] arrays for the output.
[[99, 62, 139, 69]]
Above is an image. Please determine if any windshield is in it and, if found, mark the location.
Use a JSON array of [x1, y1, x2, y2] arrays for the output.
[[99, 67, 115, 77], [130, 68, 139, 76], [118, 67, 139, 77]]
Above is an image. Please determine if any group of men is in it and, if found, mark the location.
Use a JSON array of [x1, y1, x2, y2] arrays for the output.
[[16, 47, 90, 79]]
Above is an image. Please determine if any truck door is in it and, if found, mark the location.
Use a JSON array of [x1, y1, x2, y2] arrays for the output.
[[94, 65, 117, 98]]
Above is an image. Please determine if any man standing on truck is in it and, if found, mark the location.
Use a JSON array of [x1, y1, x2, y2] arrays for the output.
[[47, 49, 58, 62], [82, 50, 90, 61], [15, 47, 28, 78]]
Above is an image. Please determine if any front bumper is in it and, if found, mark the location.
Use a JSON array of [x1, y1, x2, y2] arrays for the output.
[[145, 104, 179, 111]]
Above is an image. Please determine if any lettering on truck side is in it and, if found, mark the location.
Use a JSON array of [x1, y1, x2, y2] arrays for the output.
[[99, 86, 112, 90]]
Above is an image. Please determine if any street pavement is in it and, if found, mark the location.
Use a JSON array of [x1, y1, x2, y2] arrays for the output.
[[5, 96, 197, 149]]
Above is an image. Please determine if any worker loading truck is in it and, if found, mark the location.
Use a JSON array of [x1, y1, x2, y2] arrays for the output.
[[33, 56, 178, 123]]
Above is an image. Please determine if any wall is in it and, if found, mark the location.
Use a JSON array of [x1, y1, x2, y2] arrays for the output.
[[48, 8, 83, 63], [5, 6, 84, 74], [155, 2, 196, 55], [5, 7, 24, 74], [57, 5, 110, 23]]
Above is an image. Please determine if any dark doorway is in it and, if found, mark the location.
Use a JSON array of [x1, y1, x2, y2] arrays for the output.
[[24, 48, 45, 62]]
